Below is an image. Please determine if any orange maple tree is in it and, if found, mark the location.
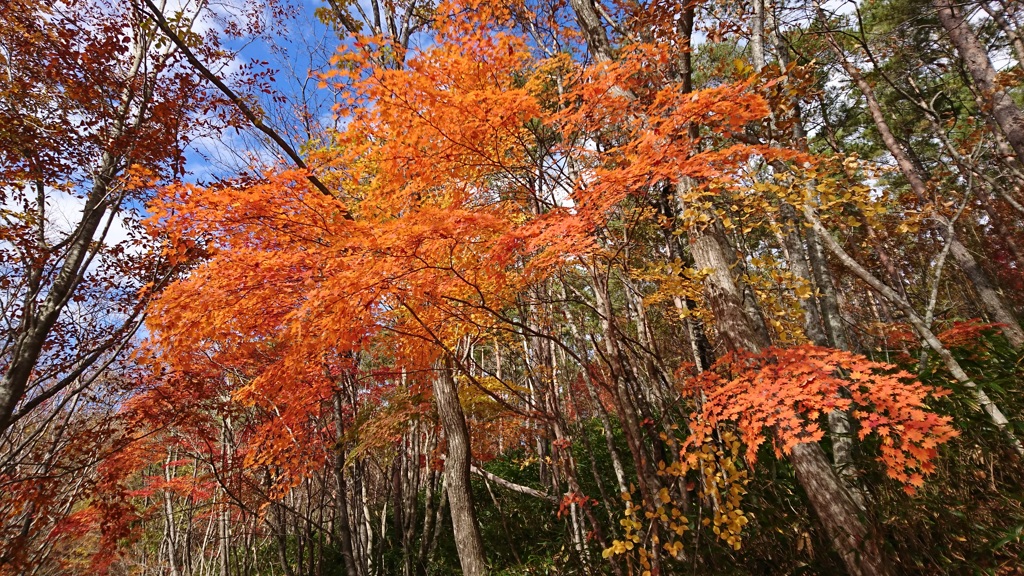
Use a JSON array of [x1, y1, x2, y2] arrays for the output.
[[140, 0, 785, 493]]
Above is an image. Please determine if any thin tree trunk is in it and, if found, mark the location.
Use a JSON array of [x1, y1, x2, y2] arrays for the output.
[[935, 0, 1024, 163], [980, 0, 1024, 68], [332, 391, 360, 576], [416, 432, 440, 576], [434, 358, 487, 576]]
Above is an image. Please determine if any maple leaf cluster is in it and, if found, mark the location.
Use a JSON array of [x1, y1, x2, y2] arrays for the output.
[[686, 345, 959, 493]]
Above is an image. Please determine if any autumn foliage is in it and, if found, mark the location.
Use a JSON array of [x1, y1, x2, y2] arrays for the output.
[[686, 346, 958, 492], [5, 0, 1024, 574]]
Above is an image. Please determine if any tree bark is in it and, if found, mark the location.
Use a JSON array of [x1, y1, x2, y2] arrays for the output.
[[790, 443, 891, 576], [433, 359, 487, 576], [687, 222, 771, 352], [332, 391, 360, 576]]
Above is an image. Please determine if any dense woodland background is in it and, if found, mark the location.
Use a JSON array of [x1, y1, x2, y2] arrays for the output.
[[2, 0, 1024, 574]]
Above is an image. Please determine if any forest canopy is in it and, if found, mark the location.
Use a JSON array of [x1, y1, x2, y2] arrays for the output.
[[2, 0, 1024, 574]]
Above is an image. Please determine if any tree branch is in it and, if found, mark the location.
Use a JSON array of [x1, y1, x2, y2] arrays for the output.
[[469, 464, 557, 503], [138, 0, 347, 212]]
